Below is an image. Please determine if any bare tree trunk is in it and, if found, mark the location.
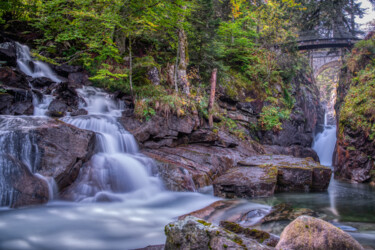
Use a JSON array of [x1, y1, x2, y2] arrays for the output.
[[208, 68, 217, 128], [174, 41, 180, 93], [129, 36, 133, 96], [177, 28, 190, 95]]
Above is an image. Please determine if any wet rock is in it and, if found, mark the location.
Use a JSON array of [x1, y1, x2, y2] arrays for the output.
[[68, 72, 90, 88], [2, 154, 49, 208], [220, 221, 279, 247], [35, 119, 96, 190], [213, 166, 277, 198], [47, 99, 68, 117], [0, 67, 30, 89], [30, 77, 55, 89], [165, 216, 272, 250], [276, 216, 363, 250], [156, 160, 196, 191], [0, 116, 97, 193], [0, 88, 34, 115], [52, 64, 82, 78], [0, 42, 17, 67], [259, 203, 316, 224]]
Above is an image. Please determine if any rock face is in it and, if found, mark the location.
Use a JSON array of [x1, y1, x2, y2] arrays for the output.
[[1, 154, 49, 208], [260, 73, 324, 148], [34, 119, 96, 190], [334, 64, 375, 183], [213, 166, 277, 198], [276, 216, 363, 250], [0, 116, 96, 196], [165, 216, 272, 250], [213, 155, 331, 199]]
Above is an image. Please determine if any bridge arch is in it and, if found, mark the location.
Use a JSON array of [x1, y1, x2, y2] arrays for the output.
[[314, 60, 342, 78]]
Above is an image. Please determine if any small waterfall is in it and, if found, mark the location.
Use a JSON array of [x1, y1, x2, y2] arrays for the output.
[[312, 112, 338, 215], [61, 87, 163, 202], [15, 42, 61, 83], [312, 124, 337, 167], [13, 42, 58, 116]]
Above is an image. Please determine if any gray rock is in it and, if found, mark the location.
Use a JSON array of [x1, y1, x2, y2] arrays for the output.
[[276, 216, 363, 250], [213, 166, 277, 198]]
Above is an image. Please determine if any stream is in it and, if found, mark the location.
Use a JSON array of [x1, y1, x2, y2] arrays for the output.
[[0, 43, 374, 249]]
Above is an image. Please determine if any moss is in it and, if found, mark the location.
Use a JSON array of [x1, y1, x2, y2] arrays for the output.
[[197, 219, 212, 227]]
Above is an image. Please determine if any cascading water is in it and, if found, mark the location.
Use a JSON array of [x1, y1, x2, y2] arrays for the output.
[[61, 86, 164, 202], [312, 112, 338, 215], [312, 120, 337, 167], [13, 42, 59, 116], [15, 42, 61, 83]]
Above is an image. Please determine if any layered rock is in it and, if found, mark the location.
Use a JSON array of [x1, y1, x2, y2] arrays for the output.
[[276, 216, 363, 250], [213, 155, 331, 199], [165, 216, 272, 250]]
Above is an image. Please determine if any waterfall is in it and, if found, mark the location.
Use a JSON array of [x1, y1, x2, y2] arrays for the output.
[[61, 86, 163, 202], [15, 42, 61, 83], [312, 114, 338, 215]]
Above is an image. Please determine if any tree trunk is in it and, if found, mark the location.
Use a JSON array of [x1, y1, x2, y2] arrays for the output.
[[174, 41, 180, 93], [129, 36, 133, 96], [177, 28, 190, 95], [208, 68, 217, 128]]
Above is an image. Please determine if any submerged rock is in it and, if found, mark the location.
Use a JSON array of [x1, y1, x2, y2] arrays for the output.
[[259, 203, 316, 224], [165, 216, 272, 250], [276, 216, 363, 250]]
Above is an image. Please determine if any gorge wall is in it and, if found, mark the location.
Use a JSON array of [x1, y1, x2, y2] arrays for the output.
[[334, 34, 375, 183]]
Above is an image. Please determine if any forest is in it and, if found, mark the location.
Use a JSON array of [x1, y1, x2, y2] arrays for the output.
[[0, 0, 375, 249]]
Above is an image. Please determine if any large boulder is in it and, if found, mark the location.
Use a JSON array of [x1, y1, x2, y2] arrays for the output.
[[213, 155, 331, 198], [276, 216, 363, 250], [165, 216, 272, 250], [0, 116, 96, 193], [213, 166, 277, 198], [1, 154, 49, 208], [35, 119, 96, 190]]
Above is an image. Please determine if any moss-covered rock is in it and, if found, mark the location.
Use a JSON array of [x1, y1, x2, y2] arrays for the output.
[[164, 216, 272, 250], [276, 216, 363, 250]]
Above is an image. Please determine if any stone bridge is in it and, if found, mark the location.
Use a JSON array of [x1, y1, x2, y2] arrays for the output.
[[306, 50, 344, 78]]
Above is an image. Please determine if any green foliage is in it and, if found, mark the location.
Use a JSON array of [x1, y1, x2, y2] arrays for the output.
[[340, 35, 375, 140], [259, 106, 291, 131]]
